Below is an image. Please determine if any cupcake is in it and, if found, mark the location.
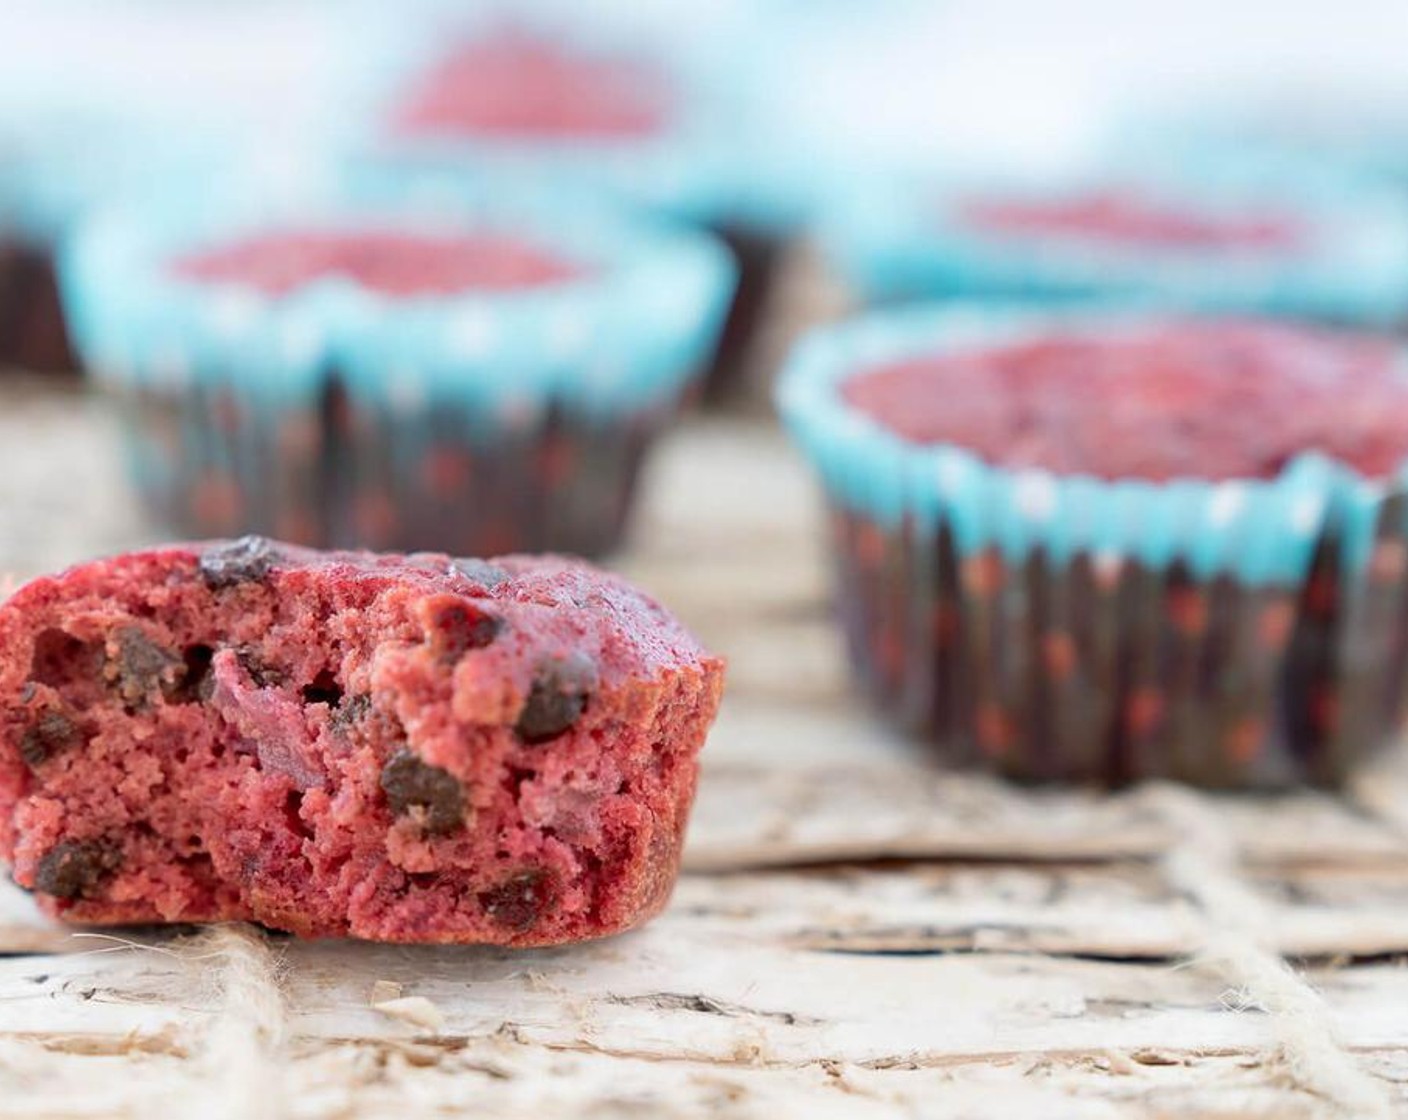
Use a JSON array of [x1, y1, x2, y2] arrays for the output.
[[366, 14, 808, 401], [779, 306, 1408, 788], [823, 168, 1408, 329], [0, 124, 310, 377], [61, 186, 735, 556], [1126, 91, 1408, 196]]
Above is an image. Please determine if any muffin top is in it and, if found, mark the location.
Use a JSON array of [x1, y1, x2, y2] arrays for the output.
[[841, 320, 1408, 481], [955, 190, 1305, 253], [391, 31, 672, 141], [171, 230, 585, 297]]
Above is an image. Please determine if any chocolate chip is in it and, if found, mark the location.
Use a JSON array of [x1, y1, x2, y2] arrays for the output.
[[331, 694, 373, 738], [515, 653, 596, 744], [33, 840, 119, 901], [479, 869, 553, 931], [450, 559, 510, 590], [379, 749, 464, 834], [105, 627, 181, 706], [199, 536, 279, 590], [19, 709, 84, 769], [425, 598, 502, 661], [236, 648, 285, 688]]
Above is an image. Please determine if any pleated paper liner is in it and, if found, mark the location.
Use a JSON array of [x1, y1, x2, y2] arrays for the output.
[[61, 184, 736, 556], [781, 305, 1408, 788], [829, 497, 1408, 788]]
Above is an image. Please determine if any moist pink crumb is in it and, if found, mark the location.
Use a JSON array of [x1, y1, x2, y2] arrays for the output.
[[0, 539, 723, 945]]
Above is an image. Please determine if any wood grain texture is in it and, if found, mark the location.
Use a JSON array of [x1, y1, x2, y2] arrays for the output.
[[6, 379, 1408, 1116]]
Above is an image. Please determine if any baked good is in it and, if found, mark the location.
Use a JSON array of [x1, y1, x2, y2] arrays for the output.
[[0, 538, 723, 943], [824, 171, 1408, 328], [779, 306, 1408, 787], [60, 188, 735, 555], [377, 23, 803, 401]]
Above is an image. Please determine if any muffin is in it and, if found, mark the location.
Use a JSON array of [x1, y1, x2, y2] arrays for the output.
[[1127, 92, 1408, 196], [823, 169, 1408, 329], [779, 306, 1408, 788], [370, 18, 806, 401], [0, 538, 724, 943], [60, 188, 735, 556]]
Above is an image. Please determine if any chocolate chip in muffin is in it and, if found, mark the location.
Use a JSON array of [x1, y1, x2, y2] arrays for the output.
[[331, 694, 373, 738], [479, 868, 553, 931], [105, 627, 181, 706], [450, 558, 510, 590], [425, 598, 502, 661], [19, 709, 84, 769], [380, 749, 465, 834], [199, 536, 279, 590], [33, 840, 120, 900], [236, 648, 286, 689], [516, 653, 597, 744]]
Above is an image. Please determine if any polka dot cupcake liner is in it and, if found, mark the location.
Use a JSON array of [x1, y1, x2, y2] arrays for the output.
[[60, 184, 736, 556], [821, 162, 1408, 329], [778, 305, 1408, 788]]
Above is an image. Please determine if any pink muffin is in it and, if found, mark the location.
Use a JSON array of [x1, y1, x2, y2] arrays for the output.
[[0, 538, 724, 944]]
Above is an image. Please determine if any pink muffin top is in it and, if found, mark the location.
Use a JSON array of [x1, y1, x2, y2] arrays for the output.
[[956, 191, 1306, 252], [171, 230, 585, 297], [392, 32, 672, 141], [841, 321, 1408, 481]]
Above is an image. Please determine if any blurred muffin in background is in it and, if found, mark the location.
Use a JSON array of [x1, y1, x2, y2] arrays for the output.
[[358, 7, 813, 403], [0, 121, 114, 375], [0, 2, 370, 377], [0, 127, 319, 378], [821, 164, 1408, 330], [1121, 87, 1408, 197], [779, 305, 1408, 789], [60, 183, 735, 557]]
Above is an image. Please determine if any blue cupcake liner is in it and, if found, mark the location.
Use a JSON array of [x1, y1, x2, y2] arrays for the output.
[[777, 303, 1408, 589], [821, 164, 1408, 329], [61, 180, 737, 425], [1109, 95, 1408, 195]]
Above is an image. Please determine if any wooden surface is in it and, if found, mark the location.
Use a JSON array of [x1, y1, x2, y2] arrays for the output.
[[7, 376, 1408, 1117]]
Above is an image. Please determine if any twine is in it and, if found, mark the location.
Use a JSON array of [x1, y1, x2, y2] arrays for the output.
[[1151, 785, 1392, 1119], [188, 923, 287, 1120]]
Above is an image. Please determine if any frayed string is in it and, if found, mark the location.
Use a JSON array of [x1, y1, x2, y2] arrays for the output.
[[1152, 784, 1391, 1119], [188, 923, 287, 1120]]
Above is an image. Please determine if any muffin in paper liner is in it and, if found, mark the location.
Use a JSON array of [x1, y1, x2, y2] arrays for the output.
[[60, 183, 736, 557], [352, 8, 812, 401], [821, 165, 1408, 330], [777, 305, 1408, 788]]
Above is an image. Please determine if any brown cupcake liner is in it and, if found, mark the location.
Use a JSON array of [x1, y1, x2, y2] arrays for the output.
[[0, 239, 75, 374], [831, 503, 1408, 789], [698, 222, 788, 403], [112, 378, 672, 558]]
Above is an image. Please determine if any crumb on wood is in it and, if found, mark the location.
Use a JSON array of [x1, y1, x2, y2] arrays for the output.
[[368, 980, 402, 1004], [373, 995, 445, 1033]]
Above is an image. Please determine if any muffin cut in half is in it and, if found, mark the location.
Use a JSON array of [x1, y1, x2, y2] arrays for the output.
[[0, 538, 723, 944]]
